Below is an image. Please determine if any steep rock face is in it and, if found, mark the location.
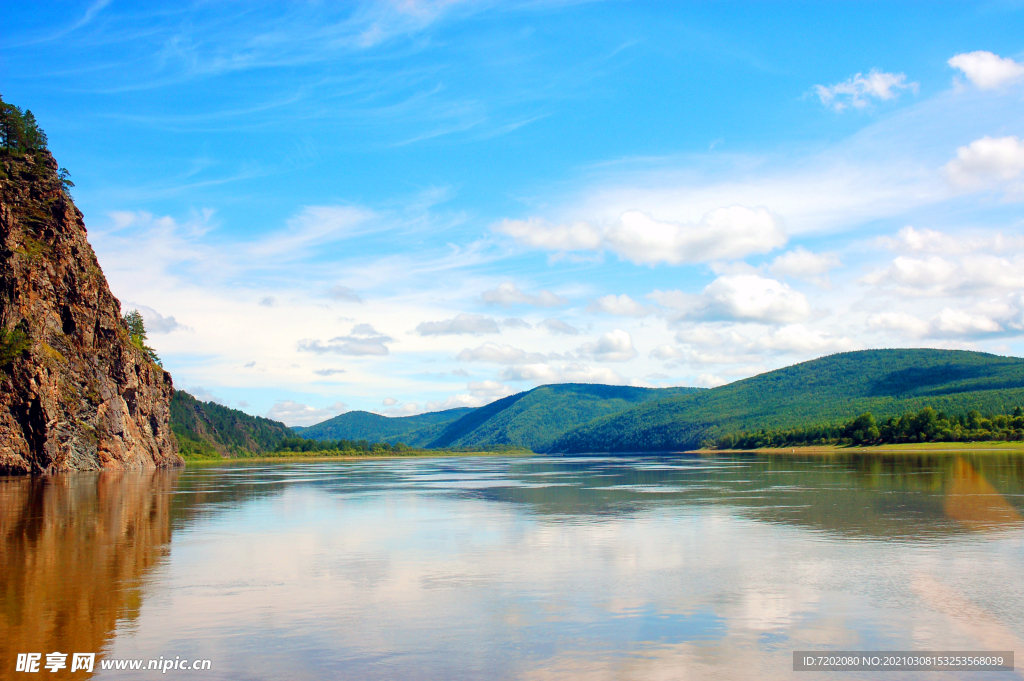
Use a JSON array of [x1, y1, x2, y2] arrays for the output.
[[0, 150, 181, 474]]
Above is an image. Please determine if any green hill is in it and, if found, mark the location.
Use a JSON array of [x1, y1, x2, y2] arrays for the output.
[[170, 390, 291, 458], [425, 383, 701, 451], [298, 384, 701, 451], [297, 407, 474, 446], [551, 349, 1024, 453]]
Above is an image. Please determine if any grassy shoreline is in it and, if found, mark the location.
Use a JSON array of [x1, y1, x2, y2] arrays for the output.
[[694, 441, 1024, 456], [182, 448, 536, 464]]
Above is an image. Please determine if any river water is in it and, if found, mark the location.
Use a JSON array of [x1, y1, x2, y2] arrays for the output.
[[2, 453, 1023, 680]]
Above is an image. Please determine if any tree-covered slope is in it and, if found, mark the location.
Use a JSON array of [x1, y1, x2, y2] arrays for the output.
[[170, 390, 291, 457], [426, 383, 702, 451], [552, 349, 1024, 453], [297, 407, 474, 446]]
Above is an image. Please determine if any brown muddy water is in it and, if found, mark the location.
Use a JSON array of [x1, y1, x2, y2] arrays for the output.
[[2, 454, 1023, 680]]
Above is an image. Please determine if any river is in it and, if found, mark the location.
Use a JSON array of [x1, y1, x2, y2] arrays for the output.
[[2, 453, 1023, 680]]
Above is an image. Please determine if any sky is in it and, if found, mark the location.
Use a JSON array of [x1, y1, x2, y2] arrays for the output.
[[3, 1, 1024, 426]]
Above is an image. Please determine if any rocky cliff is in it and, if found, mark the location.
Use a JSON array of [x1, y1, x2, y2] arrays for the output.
[[0, 141, 182, 473]]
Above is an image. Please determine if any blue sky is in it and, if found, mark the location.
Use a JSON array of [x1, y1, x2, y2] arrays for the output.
[[4, 1, 1024, 424]]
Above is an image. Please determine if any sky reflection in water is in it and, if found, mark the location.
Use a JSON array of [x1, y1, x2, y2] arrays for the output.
[[2, 453, 1023, 680]]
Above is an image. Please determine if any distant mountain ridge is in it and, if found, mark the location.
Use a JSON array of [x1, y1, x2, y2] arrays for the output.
[[173, 349, 1024, 457], [552, 349, 1024, 453], [300, 384, 702, 451]]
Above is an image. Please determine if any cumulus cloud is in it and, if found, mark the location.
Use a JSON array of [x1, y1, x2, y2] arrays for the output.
[[863, 254, 1024, 297], [481, 281, 568, 307], [266, 400, 348, 426], [586, 294, 653, 317], [382, 397, 397, 406], [541, 318, 580, 335], [495, 206, 786, 265], [298, 324, 393, 356], [654, 274, 811, 324], [944, 136, 1024, 190], [931, 307, 1003, 337], [813, 69, 917, 111], [500, 317, 532, 329], [948, 51, 1024, 90], [327, 285, 362, 302], [415, 313, 500, 336], [769, 247, 841, 285], [867, 306, 1016, 340], [456, 343, 549, 364], [576, 329, 638, 362]]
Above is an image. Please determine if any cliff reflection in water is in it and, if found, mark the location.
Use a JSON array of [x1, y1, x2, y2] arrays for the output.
[[0, 469, 179, 672]]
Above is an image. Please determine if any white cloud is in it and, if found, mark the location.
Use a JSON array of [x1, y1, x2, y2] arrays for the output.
[[576, 329, 638, 362], [480, 281, 568, 307], [259, 296, 276, 307], [541, 318, 580, 335], [694, 373, 727, 388], [863, 254, 1024, 297], [948, 51, 1024, 90], [266, 400, 348, 427], [313, 368, 347, 376], [500, 317, 532, 329], [500, 362, 631, 386], [185, 386, 227, 405], [494, 218, 603, 251], [127, 304, 190, 334], [422, 380, 516, 412], [944, 136, 1024, 190], [382, 397, 397, 406], [415, 313, 500, 336], [499, 206, 785, 266], [813, 69, 917, 111], [654, 274, 811, 324], [753, 325, 861, 354], [649, 344, 684, 360], [866, 311, 930, 337], [327, 285, 362, 302], [605, 207, 785, 265], [587, 293, 654, 317], [456, 343, 549, 364], [298, 324, 393, 356], [931, 307, 1003, 337], [769, 247, 841, 284]]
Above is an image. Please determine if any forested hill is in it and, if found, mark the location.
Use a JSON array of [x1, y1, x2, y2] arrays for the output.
[[296, 407, 474, 446], [170, 390, 291, 457], [424, 383, 701, 451], [298, 384, 702, 451], [551, 349, 1024, 453]]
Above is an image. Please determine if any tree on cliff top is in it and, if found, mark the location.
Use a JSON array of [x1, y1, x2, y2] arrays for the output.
[[0, 93, 48, 154], [124, 310, 162, 367]]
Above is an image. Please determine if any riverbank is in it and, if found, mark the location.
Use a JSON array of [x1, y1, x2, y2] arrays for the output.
[[182, 448, 537, 464], [696, 441, 1024, 455]]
